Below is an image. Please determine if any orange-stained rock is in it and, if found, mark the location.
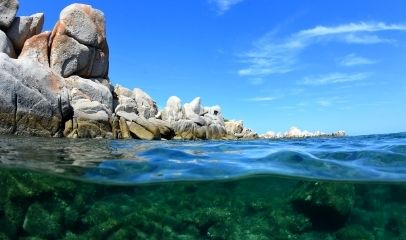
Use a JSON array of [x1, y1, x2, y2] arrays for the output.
[[19, 31, 50, 66], [50, 33, 91, 77], [59, 3, 105, 47], [49, 4, 108, 79]]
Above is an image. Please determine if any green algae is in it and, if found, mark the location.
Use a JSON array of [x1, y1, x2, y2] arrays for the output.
[[0, 168, 406, 239]]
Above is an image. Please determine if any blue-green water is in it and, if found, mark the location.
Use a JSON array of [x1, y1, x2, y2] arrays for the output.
[[0, 133, 406, 239]]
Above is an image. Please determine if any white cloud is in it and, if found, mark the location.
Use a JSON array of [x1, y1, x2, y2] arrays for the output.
[[210, 0, 244, 14], [339, 54, 376, 66], [238, 22, 406, 77], [300, 72, 369, 86], [246, 96, 277, 102], [296, 22, 406, 37]]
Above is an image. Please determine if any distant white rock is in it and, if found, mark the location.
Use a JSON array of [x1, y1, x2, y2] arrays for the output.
[[260, 127, 346, 139]]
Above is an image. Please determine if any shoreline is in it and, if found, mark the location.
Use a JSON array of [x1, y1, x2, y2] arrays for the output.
[[0, 1, 345, 140]]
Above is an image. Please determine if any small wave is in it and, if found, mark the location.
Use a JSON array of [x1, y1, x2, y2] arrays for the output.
[[1, 133, 406, 185]]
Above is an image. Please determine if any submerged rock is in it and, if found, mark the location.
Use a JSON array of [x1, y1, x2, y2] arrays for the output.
[[290, 181, 355, 231]]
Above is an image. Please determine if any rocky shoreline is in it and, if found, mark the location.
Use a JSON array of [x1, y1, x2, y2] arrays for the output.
[[0, 1, 344, 140]]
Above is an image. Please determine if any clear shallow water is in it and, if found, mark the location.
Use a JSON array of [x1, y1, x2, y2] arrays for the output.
[[0, 133, 406, 184], [1, 133, 406, 239]]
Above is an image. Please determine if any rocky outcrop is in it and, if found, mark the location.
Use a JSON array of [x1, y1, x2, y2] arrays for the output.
[[260, 127, 346, 139], [0, 0, 19, 29], [49, 3, 108, 78], [63, 76, 113, 138], [0, 53, 71, 136], [114, 85, 158, 119], [225, 120, 258, 139], [160, 96, 230, 140], [6, 13, 44, 52], [0, 1, 259, 140]]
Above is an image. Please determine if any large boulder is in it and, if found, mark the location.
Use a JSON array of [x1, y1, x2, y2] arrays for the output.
[[59, 3, 105, 47], [50, 4, 108, 78], [161, 96, 184, 122], [50, 33, 91, 78], [65, 76, 112, 121], [64, 76, 113, 138], [19, 31, 50, 65], [116, 111, 160, 140], [6, 13, 44, 51], [225, 120, 244, 135], [0, 0, 19, 30], [148, 118, 175, 140], [184, 97, 203, 118], [133, 88, 158, 119], [0, 53, 71, 136], [0, 29, 16, 58], [114, 86, 158, 119]]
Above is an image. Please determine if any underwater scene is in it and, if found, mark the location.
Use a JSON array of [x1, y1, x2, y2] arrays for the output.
[[1, 133, 406, 239]]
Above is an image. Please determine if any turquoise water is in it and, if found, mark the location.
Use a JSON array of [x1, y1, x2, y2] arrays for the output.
[[0, 133, 406, 239]]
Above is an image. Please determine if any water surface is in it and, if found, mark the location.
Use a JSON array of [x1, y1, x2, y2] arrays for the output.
[[0, 133, 405, 239]]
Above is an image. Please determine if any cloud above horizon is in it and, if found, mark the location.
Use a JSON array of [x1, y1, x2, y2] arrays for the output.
[[299, 72, 369, 86], [246, 96, 277, 102], [238, 22, 406, 78], [210, 0, 244, 14], [339, 54, 376, 66]]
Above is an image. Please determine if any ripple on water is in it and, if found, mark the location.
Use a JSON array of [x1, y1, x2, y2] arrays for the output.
[[0, 133, 406, 185]]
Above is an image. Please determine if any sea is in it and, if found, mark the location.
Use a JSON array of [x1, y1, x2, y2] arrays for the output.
[[0, 133, 406, 239]]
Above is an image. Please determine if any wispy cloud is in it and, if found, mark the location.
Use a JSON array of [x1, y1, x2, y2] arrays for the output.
[[238, 22, 406, 77], [210, 0, 244, 14], [339, 54, 376, 66], [246, 96, 277, 102], [299, 72, 369, 86]]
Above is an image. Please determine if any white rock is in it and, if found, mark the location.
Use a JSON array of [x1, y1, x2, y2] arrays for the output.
[[0, 0, 19, 29], [0, 29, 16, 58], [133, 88, 158, 119], [161, 96, 184, 122], [6, 13, 44, 51]]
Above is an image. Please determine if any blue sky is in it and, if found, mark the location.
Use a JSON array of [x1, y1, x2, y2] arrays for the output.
[[21, 0, 406, 135]]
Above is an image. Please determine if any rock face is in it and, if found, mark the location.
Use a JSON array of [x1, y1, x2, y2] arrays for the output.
[[19, 31, 50, 65], [49, 4, 108, 78], [0, 1, 258, 140], [160, 96, 232, 140], [0, 29, 16, 58], [0, 0, 19, 29], [0, 53, 71, 136], [6, 13, 44, 51], [63, 76, 113, 138], [225, 120, 258, 139]]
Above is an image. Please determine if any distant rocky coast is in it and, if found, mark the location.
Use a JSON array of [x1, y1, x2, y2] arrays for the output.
[[0, 1, 344, 140]]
